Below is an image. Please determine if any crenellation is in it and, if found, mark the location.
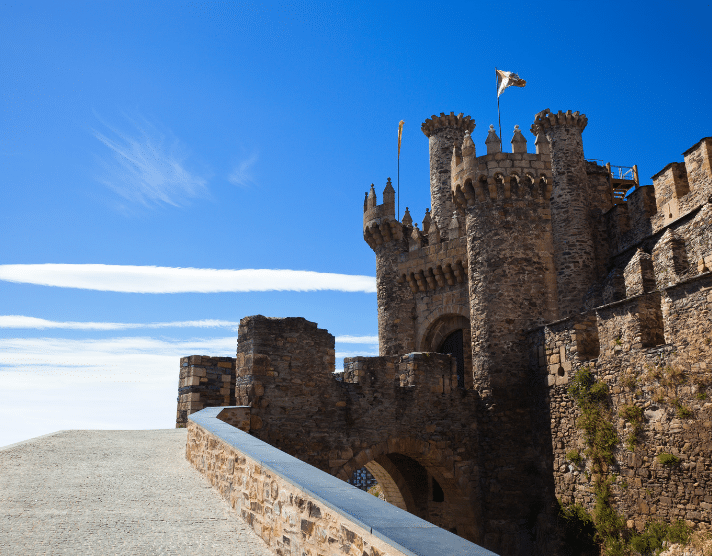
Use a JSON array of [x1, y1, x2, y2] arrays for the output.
[[484, 125, 500, 154]]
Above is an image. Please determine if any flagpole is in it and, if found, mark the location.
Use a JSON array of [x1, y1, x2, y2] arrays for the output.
[[397, 120, 404, 221], [496, 68, 502, 148]]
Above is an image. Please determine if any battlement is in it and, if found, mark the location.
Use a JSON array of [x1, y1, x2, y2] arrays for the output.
[[421, 111, 475, 137], [651, 137, 712, 226], [450, 125, 552, 209], [532, 108, 588, 132]]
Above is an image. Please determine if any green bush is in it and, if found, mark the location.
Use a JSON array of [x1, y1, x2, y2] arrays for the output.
[[629, 521, 668, 555], [568, 367, 596, 406], [657, 452, 680, 466], [620, 404, 644, 423], [628, 520, 691, 556], [567, 450, 583, 466], [666, 520, 691, 544]]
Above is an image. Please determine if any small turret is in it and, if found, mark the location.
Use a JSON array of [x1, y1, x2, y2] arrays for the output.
[[402, 207, 412, 227], [422, 208, 431, 233], [462, 130, 475, 157], [485, 125, 501, 154], [511, 125, 527, 154], [367, 184, 377, 210], [428, 218, 441, 244], [448, 213, 461, 239], [409, 223, 425, 251], [383, 177, 395, 209]]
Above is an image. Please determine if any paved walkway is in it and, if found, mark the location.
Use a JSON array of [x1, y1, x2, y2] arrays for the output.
[[0, 429, 273, 556]]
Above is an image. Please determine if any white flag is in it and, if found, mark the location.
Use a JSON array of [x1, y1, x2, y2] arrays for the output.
[[496, 69, 526, 98]]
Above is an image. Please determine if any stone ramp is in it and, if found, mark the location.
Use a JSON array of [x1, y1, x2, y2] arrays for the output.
[[0, 429, 273, 556]]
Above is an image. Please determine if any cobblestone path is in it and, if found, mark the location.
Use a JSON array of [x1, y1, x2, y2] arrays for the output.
[[0, 429, 273, 556]]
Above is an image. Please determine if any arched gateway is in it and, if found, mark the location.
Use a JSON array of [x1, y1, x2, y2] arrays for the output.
[[336, 437, 481, 541]]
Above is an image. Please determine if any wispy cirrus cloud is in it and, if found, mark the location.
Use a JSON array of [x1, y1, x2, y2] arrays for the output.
[[0, 316, 241, 330], [93, 114, 209, 208], [0, 264, 376, 293], [0, 315, 379, 346], [228, 151, 258, 187]]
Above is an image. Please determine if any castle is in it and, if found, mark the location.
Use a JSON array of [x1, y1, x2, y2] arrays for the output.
[[177, 109, 712, 556]]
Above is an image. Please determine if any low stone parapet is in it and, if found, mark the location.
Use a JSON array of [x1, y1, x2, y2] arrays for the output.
[[187, 407, 497, 556]]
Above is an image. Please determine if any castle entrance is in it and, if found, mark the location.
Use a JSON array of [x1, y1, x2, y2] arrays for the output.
[[348, 452, 467, 537]]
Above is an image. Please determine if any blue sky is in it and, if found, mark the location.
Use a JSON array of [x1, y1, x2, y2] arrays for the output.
[[1, 0, 710, 447]]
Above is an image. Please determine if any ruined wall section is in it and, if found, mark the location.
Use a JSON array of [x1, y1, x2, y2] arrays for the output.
[[176, 355, 236, 428], [603, 197, 712, 311], [652, 137, 712, 230], [234, 315, 336, 459], [605, 185, 657, 256], [528, 274, 712, 532]]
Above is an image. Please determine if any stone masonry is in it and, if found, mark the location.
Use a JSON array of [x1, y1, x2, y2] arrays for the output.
[[178, 110, 712, 555]]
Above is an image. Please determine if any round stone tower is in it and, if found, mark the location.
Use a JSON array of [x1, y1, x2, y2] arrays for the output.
[[421, 112, 475, 234], [533, 109, 595, 317]]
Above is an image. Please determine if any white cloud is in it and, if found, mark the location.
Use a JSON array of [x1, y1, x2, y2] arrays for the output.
[[228, 151, 258, 187], [0, 315, 242, 330], [334, 335, 378, 344], [0, 264, 376, 293], [93, 114, 209, 207]]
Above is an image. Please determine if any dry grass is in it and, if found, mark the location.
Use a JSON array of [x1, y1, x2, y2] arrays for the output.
[[659, 531, 712, 556]]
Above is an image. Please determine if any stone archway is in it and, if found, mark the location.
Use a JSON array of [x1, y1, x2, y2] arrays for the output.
[[336, 437, 482, 544], [419, 312, 472, 389]]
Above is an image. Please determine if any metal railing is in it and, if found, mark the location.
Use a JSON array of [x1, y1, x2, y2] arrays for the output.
[[609, 164, 636, 181]]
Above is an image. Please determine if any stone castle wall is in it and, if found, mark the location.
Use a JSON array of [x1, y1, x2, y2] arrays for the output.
[[528, 272, 712, 532]]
